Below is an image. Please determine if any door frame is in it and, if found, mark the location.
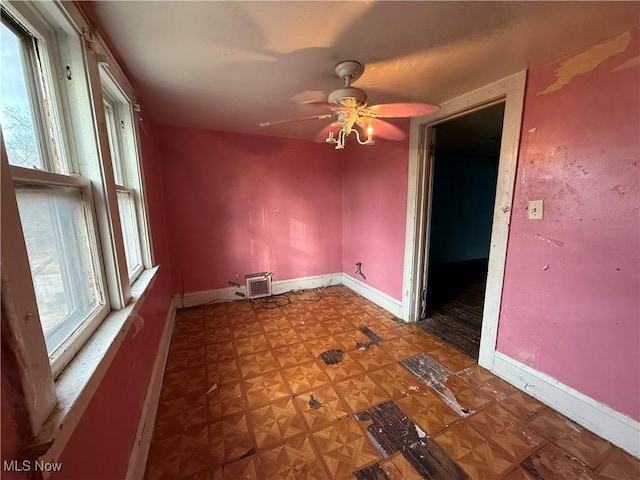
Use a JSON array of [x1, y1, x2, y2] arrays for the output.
[[401, 71, 527, 370]]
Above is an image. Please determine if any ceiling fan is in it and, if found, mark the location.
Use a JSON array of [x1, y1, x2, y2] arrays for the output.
[[259, 60, 440, 149]]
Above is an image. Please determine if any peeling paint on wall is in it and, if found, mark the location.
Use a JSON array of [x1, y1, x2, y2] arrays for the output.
[[611, 54, 640, 72], [499, 29, 640, 421], [538, 32, 631, 95], [534, 234, 564, 248]]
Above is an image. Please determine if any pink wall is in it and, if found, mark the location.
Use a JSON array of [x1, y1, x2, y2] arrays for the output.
[[341, 136, 410, 301], [158, 127, 342, 293], [497, 30, 640, 420], [48, 120, 175, 478]]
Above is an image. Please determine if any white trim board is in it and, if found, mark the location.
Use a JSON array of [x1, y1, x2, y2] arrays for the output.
[[126, 298, 177, 480], [174, 273, 343, 309], [400, 72, 527, 373], [493, 351, 640, 459], [272, 273, 342, 296], [341, 273, 403, 318], [37, 268, 159, 475], [172, 272, 403, 318]]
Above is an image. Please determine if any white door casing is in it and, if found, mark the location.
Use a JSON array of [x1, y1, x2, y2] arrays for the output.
[[401, 71, 527, 370]]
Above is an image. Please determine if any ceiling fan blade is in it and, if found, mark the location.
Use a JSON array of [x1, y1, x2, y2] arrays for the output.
[[368, 118, 407, 141], [314, 121, 340, 143], [259, 113, 333, 128], [302, 100, 331, 107], [368, 102, 440, 118], [302, 101, 343, 112]]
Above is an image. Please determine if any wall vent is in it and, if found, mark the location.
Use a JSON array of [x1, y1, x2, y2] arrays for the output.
[[245, 272, 272, 299]]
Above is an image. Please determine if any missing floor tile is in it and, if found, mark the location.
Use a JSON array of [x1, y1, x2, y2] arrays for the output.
[[354, 463, 390, 480], [400, 353, 473, 417], [360, 327, 383, 345], [520, 458, 544, 480], [356, 400, 469, 479], [318, 349, 344, 365], [308, 395, 323, 409]]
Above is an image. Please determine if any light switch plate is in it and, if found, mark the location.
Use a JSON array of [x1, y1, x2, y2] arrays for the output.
[[528, 200, 544, 220]]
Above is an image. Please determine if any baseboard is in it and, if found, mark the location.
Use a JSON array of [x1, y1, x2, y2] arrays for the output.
[[270, 272, 342, 295], [126, 298, 177, 480], [492, 351, 640, 459], [341, 273, 403, 318], [174, 285, 245, 309], [173, 271, 403, 318], [173, 273, 343, 309]]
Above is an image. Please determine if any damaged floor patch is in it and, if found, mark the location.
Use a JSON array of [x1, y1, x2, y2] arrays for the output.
[[356, 400, 469, 479], [359, 326, 384, 345], [356, 326, 384, 351], [308, 395, 323, 409], [354, 463, 390, 480], [318, 349, 344, 365], [401, 353, 473, 417]]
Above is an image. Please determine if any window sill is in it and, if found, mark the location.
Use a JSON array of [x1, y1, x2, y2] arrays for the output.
[[32, 266, 159, 472]]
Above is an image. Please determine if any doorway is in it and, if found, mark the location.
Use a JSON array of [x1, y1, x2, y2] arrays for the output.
[[418, 103, 505, 359], [401, 72, 526, 369]]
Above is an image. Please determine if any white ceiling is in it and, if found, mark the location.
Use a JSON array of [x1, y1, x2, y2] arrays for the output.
[[84, 1, 639, 141]]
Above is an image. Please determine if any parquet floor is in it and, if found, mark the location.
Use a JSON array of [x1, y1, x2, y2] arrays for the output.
[[144, 286, 639, 480]]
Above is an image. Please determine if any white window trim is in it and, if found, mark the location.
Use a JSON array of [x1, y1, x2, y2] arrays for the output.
[[1, 1, 160, 468], [2, 0, 73, 175], [99, 65, 153, 274], [100, 72, 151, 284], [116, 185, 145, 281], [3, 158, 159, 468], [36, 267, 159, 471], [11, 165, 111, 378]]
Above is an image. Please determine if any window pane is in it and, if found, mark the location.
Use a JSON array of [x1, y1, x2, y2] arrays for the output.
[[0, 22, 42, 169], [117, 190, 142, 277], [103, 101, 124, 185], [15, 185, 104, 355]]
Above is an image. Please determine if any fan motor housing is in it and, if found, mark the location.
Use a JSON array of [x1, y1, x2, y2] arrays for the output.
[[328, 87, 368, 108]]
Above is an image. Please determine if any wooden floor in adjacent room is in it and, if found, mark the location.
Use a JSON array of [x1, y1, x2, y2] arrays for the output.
[[417, 260, 487, 358], [144, 286, 639, 480]]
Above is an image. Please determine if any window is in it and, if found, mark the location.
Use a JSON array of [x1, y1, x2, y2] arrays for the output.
[[102, 88, 145, 281], [0, 20, 40, 168], [1, 0, 155, 445], [1, 12, 109, 375], [15, 184, 104, 356]]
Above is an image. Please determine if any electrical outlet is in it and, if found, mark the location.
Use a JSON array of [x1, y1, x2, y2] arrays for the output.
[[527, 200, 544, 220]]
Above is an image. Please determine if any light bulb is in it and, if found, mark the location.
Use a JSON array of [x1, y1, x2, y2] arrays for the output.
[[326, 131, 336, 144]]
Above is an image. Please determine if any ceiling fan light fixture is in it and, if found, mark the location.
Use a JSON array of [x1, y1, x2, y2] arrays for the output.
[[366, 122, 374, 143], [328, 87, 368, 108], [259, 59, 439, 151], [327, 124, 375, 149], [354, 125, 375, 146]]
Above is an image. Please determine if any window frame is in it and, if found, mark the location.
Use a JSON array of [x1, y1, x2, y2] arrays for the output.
[[1, 9, 72, 174], [99, 77, 151, 283], [1, 0, 158, 461], [11, 165, 111, 378], [116, 185, 144, 280]]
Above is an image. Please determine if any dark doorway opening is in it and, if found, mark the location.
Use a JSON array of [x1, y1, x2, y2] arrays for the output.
[[417, 103, 505, 359]]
